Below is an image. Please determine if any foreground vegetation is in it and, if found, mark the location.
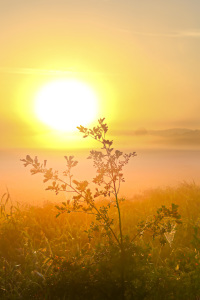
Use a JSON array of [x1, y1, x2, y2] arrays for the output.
[[1, 182, 200, 299], [1, 119, 199, 299]]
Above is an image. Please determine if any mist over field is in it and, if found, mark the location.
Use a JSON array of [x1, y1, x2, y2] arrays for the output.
[[1, 141, 200, 204]]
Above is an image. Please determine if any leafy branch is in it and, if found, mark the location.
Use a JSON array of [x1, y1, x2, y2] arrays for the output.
[[21, 118, 136, 248]]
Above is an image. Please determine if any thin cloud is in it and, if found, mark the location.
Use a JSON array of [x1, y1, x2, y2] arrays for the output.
[[0, 67, 77, 76], [120, 29, 200, 38], [0, 67, 118, 76], [178, 30, 200, 37]]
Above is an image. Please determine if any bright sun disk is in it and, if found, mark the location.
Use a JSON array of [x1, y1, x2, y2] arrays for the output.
[[34, 79, 98, 131]]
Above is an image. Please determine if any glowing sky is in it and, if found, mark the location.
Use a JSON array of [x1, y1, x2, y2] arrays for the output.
[[1, 0, 200, 149]]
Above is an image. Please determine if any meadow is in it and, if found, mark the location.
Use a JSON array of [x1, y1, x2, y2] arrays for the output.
[[1, 182, 200, 299], [1, 119, 200, 299]]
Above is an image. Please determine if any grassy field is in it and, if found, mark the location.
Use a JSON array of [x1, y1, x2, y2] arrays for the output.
[[0, 182, 200, 299]]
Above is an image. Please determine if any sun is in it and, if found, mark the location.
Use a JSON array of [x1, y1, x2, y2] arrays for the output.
[[34, 79, 98, 131]]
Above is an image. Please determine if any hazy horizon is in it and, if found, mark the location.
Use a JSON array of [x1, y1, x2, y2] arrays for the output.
[[1, 146, 200, 205], [1, 0, 200, 203]]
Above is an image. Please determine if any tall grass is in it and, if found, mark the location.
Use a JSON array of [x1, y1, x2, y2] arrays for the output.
[[0, 182, 200, 299]]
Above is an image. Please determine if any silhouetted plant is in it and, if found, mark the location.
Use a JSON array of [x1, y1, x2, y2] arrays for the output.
[[21, 118, 182, 299], [21, 119, 136, 244]]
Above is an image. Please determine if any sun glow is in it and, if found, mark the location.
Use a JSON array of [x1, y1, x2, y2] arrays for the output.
[[34, 79, 98, 131]]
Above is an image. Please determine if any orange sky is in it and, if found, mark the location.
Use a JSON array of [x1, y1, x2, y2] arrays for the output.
[[1, 0, 200, 150], [1, 1, 200, 202]]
